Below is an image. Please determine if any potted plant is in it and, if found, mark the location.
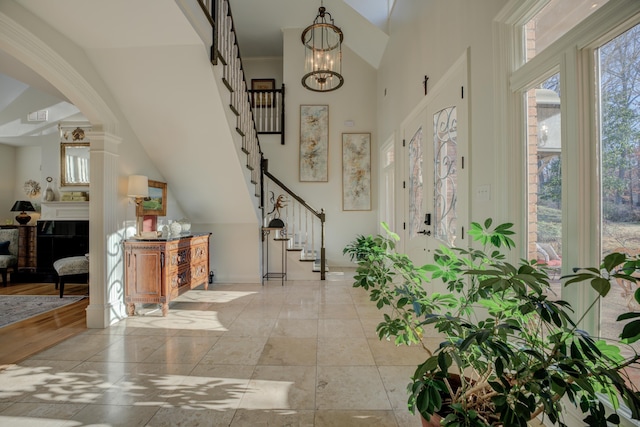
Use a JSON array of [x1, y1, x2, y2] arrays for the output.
[[343, 220, 640, 427]]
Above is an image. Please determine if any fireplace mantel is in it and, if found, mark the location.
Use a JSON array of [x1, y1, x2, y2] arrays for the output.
[[40, 202, 89, 220]]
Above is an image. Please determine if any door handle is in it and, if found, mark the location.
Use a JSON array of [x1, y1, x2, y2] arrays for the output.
[[418, 229, 431, 236]]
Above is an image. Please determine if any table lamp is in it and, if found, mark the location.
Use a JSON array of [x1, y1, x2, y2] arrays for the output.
[[127, 175, 149, 236], [11, 200, 36, 225]]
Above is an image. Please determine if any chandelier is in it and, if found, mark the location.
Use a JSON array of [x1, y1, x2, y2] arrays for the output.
[[301, 1, 344, 92]]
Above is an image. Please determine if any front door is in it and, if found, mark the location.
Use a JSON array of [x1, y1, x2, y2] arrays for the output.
[[402, 53, 469, 286]]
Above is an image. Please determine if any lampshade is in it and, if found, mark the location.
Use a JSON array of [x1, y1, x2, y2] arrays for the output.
[[268, 218, 285, 229], [127, 175, 149, 198], [10, 201, 36, 212], [301, 1, 344, 92], [11, 200, 36, 225]]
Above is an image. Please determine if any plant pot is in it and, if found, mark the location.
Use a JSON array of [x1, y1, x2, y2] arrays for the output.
[[421, 413, 443, 427], [419, 374, 462, 426]]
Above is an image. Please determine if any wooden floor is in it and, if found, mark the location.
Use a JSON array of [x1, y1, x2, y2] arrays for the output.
[[0, 280, 89, 368]]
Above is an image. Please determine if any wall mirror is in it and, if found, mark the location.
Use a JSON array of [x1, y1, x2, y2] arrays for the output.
[[60, 142, 90, 186]]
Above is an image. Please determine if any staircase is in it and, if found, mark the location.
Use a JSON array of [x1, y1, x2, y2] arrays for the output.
[[262, 160, 327, 279], [198, 0, 327, 279]]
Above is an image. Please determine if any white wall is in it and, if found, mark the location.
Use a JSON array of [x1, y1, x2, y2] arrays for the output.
[[194, 222, 260, 283], [378, 0, 509, 240], [256, 28, 379, 269], [0, 143, 15, 223], [243, 57, 284, 88], [1, 120, 185, 234], [248, 0, 508, 268], [246, 1, 508, 268], [2, 0, 511, 282], [15, 144, 42, 224]]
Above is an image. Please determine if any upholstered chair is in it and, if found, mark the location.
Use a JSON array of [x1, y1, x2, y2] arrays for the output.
[[53, 255, 89, 298], [0, 228, 19, 286]]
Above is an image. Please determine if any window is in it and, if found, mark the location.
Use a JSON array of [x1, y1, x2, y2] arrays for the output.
[[526, 75, 562, 297], [598, 23, 640, 384], [408, 127, 424, 238], [498, 0, 640, 417], [380, 137, 395, 232], [524, 0, 609, 62], [433, 106, 458, 246]]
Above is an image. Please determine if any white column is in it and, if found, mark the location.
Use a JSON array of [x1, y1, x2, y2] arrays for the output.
[[85, 130, 123, 328]]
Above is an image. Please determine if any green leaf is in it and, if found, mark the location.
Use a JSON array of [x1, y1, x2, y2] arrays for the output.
[[602, 252, 626, 272], [590, 277, 611, 297], [533, 367, 547, 380], [595, 340, 624, 361], [381, 222, 400, 241], [620, 319, 640, 343], [550, 374, 567, 389], [617, 312, 640, 321], [419, 356, 439, 373], [607, 414, 620, 425], [438, 352, 452, 372], [495, 357, 504, 376], [419, 264, 441, 272], [563, 273, 598, 287]]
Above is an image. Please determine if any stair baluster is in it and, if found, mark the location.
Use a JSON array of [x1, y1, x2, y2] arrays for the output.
[[199, 0, 325, 278]]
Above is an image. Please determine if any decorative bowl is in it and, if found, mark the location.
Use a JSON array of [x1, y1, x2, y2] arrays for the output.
[[169, 221, 182, 235]]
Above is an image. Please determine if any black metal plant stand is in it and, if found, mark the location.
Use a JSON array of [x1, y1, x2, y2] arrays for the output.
[[262, 227, 289, 285]]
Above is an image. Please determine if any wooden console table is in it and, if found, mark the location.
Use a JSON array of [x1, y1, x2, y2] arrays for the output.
[[124, 233, 211, 316]]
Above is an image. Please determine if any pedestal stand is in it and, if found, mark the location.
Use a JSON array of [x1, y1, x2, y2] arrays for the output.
[[262, 227, 289, 285]]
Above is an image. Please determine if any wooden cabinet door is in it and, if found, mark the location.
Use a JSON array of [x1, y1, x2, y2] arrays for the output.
[[127, 247, 163, 298]]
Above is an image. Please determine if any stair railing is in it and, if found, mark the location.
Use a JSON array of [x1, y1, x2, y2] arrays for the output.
[[197, 0, 326, 279], [199, 0, 262, 194], [248, 85, 285, 145], [263, 159, 326, 280]]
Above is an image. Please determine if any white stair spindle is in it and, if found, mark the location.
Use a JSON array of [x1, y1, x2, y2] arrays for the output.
[[311, 216, 315, 260], [304, 209, 309, 258], [291, 200, 296, 249], [285, 199, 289, 238]]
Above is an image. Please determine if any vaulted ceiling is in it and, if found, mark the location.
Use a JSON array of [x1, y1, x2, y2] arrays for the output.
[[0, 0, 389, 141], [0, 0, 389, 223]]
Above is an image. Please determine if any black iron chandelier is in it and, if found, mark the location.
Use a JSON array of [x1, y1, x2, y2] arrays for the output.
[[301, 1, 344, 92]]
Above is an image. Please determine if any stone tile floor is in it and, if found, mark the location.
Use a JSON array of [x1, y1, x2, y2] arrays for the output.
[[0, 272, 430, 426]]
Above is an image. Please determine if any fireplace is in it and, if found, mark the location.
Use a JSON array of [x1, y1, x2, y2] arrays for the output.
[[36, 220, 89, 280]]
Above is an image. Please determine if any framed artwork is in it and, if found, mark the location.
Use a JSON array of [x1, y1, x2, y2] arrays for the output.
[[342, 133, 371, 211], [137, 180, 167, 216], [300, 105, 329, 182], [251, 79, 275, 107]]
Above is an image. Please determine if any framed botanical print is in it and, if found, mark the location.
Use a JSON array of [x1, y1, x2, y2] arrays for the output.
[[342, 133, 371, 210], [300, 105, 329, 182], [251, 78, 275, 91], [137, 180, 167, 216]]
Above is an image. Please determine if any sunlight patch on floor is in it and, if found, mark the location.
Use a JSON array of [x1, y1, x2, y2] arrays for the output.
[[173, 290, 257, 303], [124, 309, 228, 331]]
